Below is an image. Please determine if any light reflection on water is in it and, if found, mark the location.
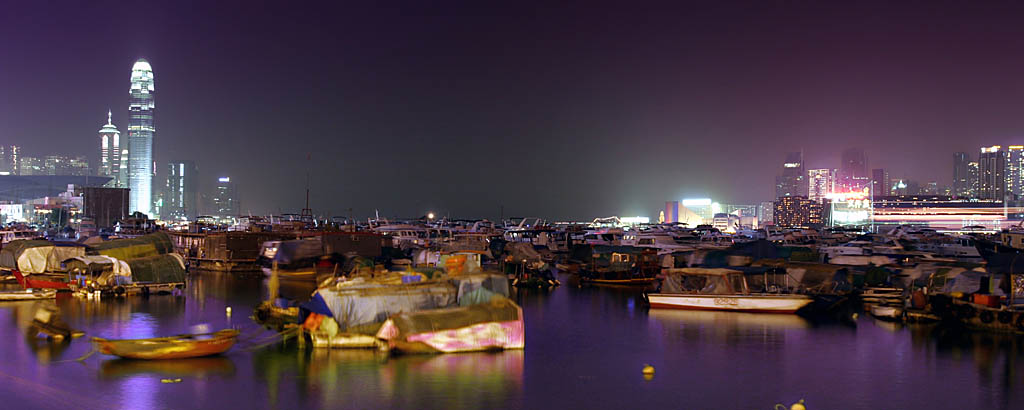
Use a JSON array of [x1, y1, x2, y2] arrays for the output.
[[0, 272, 1022, 409]]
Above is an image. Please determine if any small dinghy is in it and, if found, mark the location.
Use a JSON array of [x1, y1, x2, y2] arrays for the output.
[[870, 304, 904, 322], [92, 329, 240, 360], [0, 288, 57, 301]]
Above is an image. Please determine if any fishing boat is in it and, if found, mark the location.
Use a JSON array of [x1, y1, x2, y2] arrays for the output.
[[0, 288, 57, 301], [646, 268, 813, 313], [92, 329, 240, 360]]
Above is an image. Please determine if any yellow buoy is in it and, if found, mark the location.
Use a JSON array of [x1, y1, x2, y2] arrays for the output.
[[790, 399, 806, 410], [225, 307, 232, 316], [641, 364, 655, 375]]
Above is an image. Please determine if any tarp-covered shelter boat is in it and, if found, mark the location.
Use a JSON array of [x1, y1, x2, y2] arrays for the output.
[[66, 253, 186, 296], [1, 240, 86, 274], [302, 273, 512, 349], [92, 329, 240, 360], [376, 295, 524, 353], [88, 232, 174, 260]]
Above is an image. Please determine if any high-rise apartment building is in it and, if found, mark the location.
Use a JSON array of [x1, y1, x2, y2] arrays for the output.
[[128, 58, 156, 216], [953, 152, 971, 197], [99, 110, 125, 186], [775, 152, 807, 198], [968, 161, 980, 197], [773, 196, 823, 227], [164, 161, 198, 221], [979, 145, 1006, 200], [1007, 145, 1024, 201], [807, 168, 835, 202]]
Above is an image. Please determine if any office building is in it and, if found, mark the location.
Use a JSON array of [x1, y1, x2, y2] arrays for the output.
[[18, 157, 43, 175], [212, 177, 237, 217], [775, 152, 807, 198], [164, 161, 198, 220], [128, 58, 156, 216], [839, 148, 869, 191], [953, 152, 971, 198], [42, 155, 89, 176], [98, 110, 124, 186], [870, 168, 888, 197], [0, 146, 17, 175], [758, 201, 774, 225]]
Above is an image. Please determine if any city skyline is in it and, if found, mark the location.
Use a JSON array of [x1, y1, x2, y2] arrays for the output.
[[8, 3, 1024, 219]]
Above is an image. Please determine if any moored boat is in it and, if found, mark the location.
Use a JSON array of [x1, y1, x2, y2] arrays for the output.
[[647, 268, 813, 313], [92, 329, 240, 360], [0, 288, 57, 301]]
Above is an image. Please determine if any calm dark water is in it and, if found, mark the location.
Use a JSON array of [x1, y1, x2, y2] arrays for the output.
[[2, 272, 1023, 409]]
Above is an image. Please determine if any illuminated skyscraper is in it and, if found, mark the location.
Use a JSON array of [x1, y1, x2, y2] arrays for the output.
[[807, 168, 835, 202], [213, 177, 237, 217], [128, 58, 155, 216], [979, 145, 1006, 200], [99, 110, 124, 186], [967, 161, 979, 197], [1007, 145, 1024, 201]]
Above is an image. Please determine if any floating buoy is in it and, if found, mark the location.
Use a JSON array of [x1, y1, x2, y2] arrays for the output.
[[161, 378, 182, 384], [774, 399, 807, 410], [225, 307, 232, 316], [642, 364, 655, 381]]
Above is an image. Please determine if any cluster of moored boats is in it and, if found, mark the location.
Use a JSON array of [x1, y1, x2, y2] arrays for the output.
[[2, 216, 1024, 362]]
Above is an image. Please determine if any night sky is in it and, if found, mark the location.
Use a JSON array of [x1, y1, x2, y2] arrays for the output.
[[4, 1, 1024, 220]]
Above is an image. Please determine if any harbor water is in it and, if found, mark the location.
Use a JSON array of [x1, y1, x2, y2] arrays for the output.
[[2, 273, 1023, 409]]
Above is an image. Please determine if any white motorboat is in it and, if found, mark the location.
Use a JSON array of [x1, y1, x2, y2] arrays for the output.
[[647, 268, 813, 313]]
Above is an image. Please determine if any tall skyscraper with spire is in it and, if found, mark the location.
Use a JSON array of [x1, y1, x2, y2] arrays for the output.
[[99, 110, 124, 186], [128, 58, 155, 216]]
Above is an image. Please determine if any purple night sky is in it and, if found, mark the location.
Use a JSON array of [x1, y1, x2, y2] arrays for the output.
[[3, 1, 1024, 219]]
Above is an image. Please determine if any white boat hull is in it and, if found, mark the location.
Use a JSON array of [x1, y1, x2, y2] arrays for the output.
[[0, 289, 57, 301], [647, 293, 813, 313]]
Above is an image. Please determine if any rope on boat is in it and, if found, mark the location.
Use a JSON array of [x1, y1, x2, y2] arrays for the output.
[[238, 327, 301, 352], [48, 346, 98, 364]]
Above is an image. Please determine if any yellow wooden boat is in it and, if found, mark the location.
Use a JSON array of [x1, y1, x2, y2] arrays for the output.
[[92, 329, 240, 360]]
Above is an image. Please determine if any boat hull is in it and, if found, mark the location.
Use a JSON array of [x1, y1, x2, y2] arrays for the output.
[[647, 293, 813, 313], [92, 329, 240, 360], [10, 270, 70, 290], [0, 289, 57, 301]]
